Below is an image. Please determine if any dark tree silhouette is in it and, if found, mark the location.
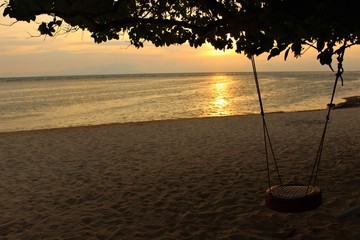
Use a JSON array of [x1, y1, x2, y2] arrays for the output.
[[2, 0, 359, 66]]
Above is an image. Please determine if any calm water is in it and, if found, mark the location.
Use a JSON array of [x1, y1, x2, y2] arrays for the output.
[[1, 72, 359, 132]]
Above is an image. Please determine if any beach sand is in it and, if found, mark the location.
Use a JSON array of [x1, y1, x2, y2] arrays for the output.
[[0, 108, 359, 239]]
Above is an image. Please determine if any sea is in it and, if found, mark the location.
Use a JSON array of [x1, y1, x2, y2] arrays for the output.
[[1, 71, 359, 132]]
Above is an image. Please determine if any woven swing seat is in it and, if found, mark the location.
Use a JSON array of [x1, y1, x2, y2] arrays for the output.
[[265, 184, 322, 213]]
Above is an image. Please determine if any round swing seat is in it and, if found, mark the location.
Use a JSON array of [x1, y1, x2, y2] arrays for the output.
[[265, 184, 322, 213]]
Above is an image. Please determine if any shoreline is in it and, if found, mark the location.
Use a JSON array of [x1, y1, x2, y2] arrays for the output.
[[0, 109, 325, 134], [1, 107, 359, 239], [2, 95, 359, 134]]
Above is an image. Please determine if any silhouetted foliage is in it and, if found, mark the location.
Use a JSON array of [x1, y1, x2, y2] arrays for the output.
[[2, 0, 360, 66]]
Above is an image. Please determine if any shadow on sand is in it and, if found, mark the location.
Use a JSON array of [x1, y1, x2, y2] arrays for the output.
[[334, 96, 360, 109]]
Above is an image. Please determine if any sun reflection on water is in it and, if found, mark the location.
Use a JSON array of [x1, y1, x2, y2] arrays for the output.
[[209, 75, 232, 116]]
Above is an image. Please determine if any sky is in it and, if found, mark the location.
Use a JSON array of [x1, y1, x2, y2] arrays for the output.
[[1, 15, 360, 77]]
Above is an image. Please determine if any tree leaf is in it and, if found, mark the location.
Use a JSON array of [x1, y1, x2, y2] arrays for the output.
[[291, 42, 302, 57], [284, 47, 290, 61], [3, 7, 10, 17], [267, 48, 280, 60], [316, 40, 325, 52]]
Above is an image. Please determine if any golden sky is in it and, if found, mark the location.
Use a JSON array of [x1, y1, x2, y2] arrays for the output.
[[1, 15, 359, 77]]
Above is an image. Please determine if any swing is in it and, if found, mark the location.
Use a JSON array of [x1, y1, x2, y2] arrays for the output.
[[251, 48, 345, 213]]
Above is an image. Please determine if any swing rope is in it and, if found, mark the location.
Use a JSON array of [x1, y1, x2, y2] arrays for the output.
[[251, 46, 345, 195], [251, 56, 283, 191], [307, 46, 345, 193]]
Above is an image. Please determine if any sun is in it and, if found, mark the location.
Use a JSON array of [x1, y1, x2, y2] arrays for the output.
[[203, 44, 235, 57]]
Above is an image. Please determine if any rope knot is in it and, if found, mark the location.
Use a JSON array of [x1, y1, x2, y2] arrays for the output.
[[336, 65, 344, 86]]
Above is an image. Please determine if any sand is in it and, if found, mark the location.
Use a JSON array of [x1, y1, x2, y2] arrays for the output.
[[0, 108, 359, 240]]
